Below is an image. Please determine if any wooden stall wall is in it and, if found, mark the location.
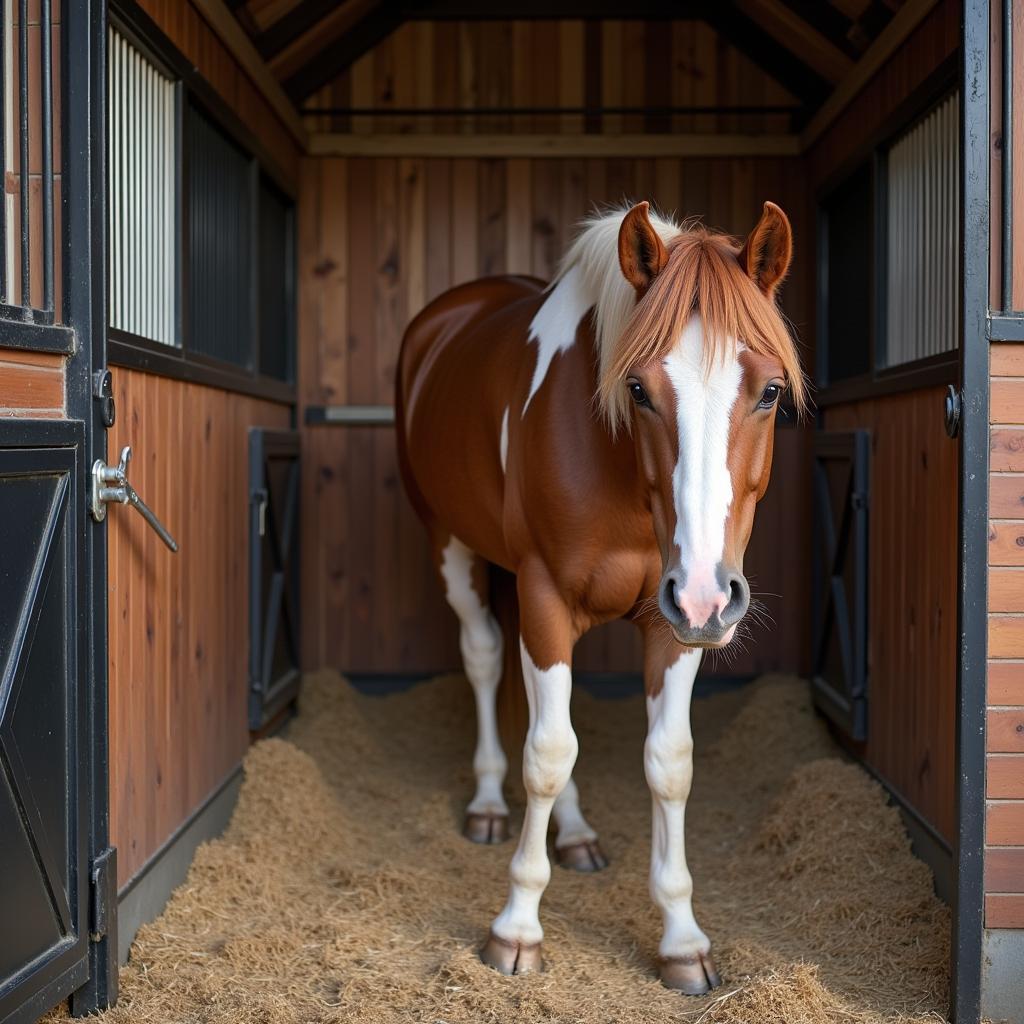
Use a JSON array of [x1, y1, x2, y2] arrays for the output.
[[106, 1, 301, 888], [985, 0, 1024, 932], [0, 350, 64, 417], [805, 0, 960, 845], [300, 152, 812, 677], [108, 369, 290, 886]]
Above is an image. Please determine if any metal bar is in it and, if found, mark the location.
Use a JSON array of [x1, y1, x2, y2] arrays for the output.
[[305, 404, 396, 426], [298, 103, 804, 117], [40, 0, 53, 314], [988, 314, 1024, 341], [1001, 0, 1013, 310], [952, 0, 989, 1020], [0, 1, 7, 305], [18, 0, 29, 307]]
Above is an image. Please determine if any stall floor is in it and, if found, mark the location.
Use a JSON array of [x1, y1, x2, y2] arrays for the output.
[[91, 670, 949, 1024]]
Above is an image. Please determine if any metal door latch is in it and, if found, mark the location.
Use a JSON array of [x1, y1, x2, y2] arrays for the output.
[[90, 445, 179, 552], [944, 385, 962, 438]]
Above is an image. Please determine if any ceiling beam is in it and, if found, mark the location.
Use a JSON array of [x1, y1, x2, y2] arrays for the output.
[[700, 4, 830, 107], [255, 0, 342, 60], [281, 1, 404, 101], [732, 0, 855, 84], [776, 0, 862, 58]]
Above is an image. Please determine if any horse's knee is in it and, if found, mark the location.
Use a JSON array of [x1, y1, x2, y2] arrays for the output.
[[644, 733, 694, 803], [523, 726, 577, 799]]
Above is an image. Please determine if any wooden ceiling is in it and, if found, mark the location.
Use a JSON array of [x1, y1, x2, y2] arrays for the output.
[[227, 0, 907, 118]]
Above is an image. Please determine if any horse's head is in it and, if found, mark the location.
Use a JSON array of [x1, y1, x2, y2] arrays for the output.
[[601, 201, 805, 649]]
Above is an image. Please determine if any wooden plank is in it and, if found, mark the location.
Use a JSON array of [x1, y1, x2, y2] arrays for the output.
[[990, 475, 1024, 519], [0, 360, 64, 412], [991, 429, 1024, 472], [308, 133, 803, 159], [990, 661, 1024, 705], [985, 847, 1024, 892], [990, 615, 1024, 658], [991, 343, 1024, 377], [992, 379, 1024, 424], [988, 802, 1024, 845], [988, 756, 1024, 799], [800, 0, 941, 149], [989, 710, 1024, 753], [990, 568, 1024, 613], [189, 0, 307, 146], [990, 521, 1024, 566], [986, 893, 1024, 927]]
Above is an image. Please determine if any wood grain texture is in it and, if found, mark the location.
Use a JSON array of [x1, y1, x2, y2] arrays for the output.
[[989, 569, 1024, 612], [985, 893, 1024, 928], [988, 710, 1024, 754], [991, 380, 1024, 424], [302, 18, 799, 138], [825, 387, 958, 843], [0, 350, 64, 416], [108, 367, 289, 887], [989, 522, 1024, 566], [298, 153, 813, 677], [988, 756, 1024, 799], [988, 803, 1024, 846], [991, 429, 1024, 471], [990, 661, 1024, 705], [985, 847, 1024, 891], [133, 0, 301, 184]]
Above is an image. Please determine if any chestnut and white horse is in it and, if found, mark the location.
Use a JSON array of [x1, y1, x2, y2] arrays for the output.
[[396, 201, 805, 994]]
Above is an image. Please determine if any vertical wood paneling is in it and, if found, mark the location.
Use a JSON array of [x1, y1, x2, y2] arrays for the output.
[[299, 154, 812, 677], [108, 368, 289, 886]]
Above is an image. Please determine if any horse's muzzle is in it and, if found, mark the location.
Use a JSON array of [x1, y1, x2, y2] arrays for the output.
[[657, 565, 750, 647]]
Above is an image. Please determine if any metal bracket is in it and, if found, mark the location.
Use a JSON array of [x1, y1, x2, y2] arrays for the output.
[[90, 445, 179, 552], [88, 847, 117, 942], [92, 368, 115, 428], [944, 385, 962, 438]]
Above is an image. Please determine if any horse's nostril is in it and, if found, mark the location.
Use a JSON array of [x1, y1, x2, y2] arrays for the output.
[[720, 573, 750, 627], [659, 573, 685, 627]]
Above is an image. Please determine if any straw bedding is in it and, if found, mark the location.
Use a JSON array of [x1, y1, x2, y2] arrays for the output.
[[87, 671, 950, 1023]]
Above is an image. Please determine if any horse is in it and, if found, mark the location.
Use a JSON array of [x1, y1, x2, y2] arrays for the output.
[[395, 199, 805, 994]]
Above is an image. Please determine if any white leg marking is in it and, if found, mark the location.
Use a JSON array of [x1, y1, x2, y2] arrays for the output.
[[552, 777, 598, 848], [440, 538, 508, 816], [645, 649, 709, 959], [499, 406, 509, 474], [492, 639, 576, 946], [663, 316, 743, 624]]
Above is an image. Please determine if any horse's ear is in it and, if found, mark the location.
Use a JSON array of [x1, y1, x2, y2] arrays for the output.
[[618, 201, 669, 295], [738, 201, 792, 296]]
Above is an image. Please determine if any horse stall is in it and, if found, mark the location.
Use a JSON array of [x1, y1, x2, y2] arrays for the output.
[[0, 1, 1020, 1023]]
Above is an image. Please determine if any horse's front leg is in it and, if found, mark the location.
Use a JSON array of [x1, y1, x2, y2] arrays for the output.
[[481, 574, 577, 975], [643, 635, 721, 994]]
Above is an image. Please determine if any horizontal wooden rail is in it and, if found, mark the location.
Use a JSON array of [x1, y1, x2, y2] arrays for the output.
[[307, 132, 802, 159]]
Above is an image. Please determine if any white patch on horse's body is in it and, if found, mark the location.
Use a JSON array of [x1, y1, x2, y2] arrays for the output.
[[439, 537, 508, 816], [663, 317, 744, 627], [523, 266, 590, 415], [499, 406, 509, 473], [645, 648, 710, 959], [491, 640, 577, 945]]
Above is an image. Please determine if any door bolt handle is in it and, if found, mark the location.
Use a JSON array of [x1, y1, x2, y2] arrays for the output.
[[90, 445, 179, 552]]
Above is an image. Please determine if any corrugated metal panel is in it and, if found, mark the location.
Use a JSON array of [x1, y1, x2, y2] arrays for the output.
[[187, 102, 252, 368], [108, 27, 176, 345], [884, 91, 960, 367]]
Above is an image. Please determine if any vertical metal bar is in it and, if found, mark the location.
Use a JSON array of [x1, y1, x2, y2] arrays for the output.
[[1002, 0, 1013, 310], [953, 0, 989, 1020], [18, 0, 29, 307], [0, 1, 7, 304], [40, 0, 52, 314]]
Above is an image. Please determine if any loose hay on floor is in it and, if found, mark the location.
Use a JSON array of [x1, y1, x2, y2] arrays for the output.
[[91, 672, 950, 1024]]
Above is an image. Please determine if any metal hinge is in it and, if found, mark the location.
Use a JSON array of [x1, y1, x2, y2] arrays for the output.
[[850, 491, 867, 511], [252, 487, 268, 537], [89, 846, 117, 942]]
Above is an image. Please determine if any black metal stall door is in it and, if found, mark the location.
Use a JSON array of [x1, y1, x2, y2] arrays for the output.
[[0, 1, 111, 1021], [811, 430, 870, 741], [249, 429, 301, 730]]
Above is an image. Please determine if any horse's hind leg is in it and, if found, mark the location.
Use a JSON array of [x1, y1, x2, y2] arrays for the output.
[[552, 779, 608, 871], [438, 536, 509, 843]]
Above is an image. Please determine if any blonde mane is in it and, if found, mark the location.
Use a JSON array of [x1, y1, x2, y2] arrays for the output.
[[555, 205, 806, 435]]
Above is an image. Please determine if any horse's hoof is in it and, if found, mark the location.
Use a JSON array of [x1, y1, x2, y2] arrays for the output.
[[480, 930, 543, 975], [463, 813, 509, 844], [555, 839, 609, 872], [658, 952, 721, 995]]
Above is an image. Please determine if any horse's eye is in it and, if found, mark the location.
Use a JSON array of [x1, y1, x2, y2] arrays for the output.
[[628, 380, 651, 408], [758, 384, 781, 409]]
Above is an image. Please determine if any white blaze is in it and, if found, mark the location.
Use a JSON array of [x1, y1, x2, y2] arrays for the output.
[[662, 316, 743, 610]]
